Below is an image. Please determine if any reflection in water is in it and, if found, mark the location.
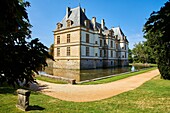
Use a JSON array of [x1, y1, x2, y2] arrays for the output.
[[44, 65, 149, 82]]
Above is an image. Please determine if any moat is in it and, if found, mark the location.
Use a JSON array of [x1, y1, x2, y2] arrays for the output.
[[43, 65, 151, 82]]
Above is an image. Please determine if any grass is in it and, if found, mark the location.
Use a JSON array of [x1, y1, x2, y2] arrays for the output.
[[35, 75, 67, 84], [130, 63, 158, 67], [0, 75, 170, 113], [80, 67, 157, 85]]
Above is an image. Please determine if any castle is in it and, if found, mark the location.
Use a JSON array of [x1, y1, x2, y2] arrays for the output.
[[53, 6, 129, 69]]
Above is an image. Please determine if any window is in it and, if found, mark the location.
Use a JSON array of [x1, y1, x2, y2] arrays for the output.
[[57, 23, 62, 29], [122, 47, 124, 49], [67, 47, 70, 56], [104, 50, 107, 57], [125, 52, 126, 58], [116, 43, 118, 49], [85, 20, 90, 28], [95, 53, 98, 56], [104, 40, 106, 45], [57, 36, 60, 44], [67, 20, 72, 27], [57, 48, 60, 56], [100, 40, 102, 46], [111, 41, 113, 48], [95, 41, 98, 44], [100, 50, 102, 57], [67, 34, 70, 43], [111, 51, 113, 57], [86, 47, 89, 56], [86, 34, 89, 43]]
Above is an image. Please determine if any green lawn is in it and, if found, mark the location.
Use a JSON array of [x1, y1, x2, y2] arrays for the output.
[[80, 67, 157, 85], [0, 75, 170, 113]]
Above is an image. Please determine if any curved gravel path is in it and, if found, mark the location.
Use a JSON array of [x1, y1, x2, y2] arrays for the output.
[[36, 69, 159, 102]]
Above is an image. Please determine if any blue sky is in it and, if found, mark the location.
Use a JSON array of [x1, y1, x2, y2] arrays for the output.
[[27, 0, 168, 49]]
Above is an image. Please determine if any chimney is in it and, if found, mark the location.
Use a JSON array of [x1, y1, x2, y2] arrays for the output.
[[92, 17, 96, 29], [101, 19, 105, 29], [66, 7, 71, 19], [82, 8, 85, 14]]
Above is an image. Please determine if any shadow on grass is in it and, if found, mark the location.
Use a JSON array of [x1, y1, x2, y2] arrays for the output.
[[0, 87, 16, 94], [27, 105, 45, 111]]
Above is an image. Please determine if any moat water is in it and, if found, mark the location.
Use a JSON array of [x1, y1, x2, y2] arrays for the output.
[[43, 65, 151, 82]]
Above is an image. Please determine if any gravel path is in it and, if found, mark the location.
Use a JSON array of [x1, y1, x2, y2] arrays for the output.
[[35, 69, 159, 102]]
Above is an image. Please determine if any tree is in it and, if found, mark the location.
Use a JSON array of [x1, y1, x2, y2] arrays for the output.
[[132, 42, 147, 63], [49, 44, 54, 57], [128, 48, 133, 63], [132, 41, 156, 64], [0, 0, 53, 86], [143, 0, 170, 79]]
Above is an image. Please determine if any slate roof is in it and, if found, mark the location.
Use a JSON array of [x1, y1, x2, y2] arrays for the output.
[[57, 6, 128, 42], [59, 6, 94, 30], [112, 27, 128, 42]]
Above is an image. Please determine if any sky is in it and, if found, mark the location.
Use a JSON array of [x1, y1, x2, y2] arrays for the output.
[[27, 0, 168, 49]]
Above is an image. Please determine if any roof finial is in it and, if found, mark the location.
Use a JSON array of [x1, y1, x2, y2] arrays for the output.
[[78, 0, 81, 7]]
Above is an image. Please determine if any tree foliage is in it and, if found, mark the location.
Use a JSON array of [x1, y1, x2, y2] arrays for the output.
[[0, 0, 53, 86], [132, 41, 156, 64], [143, 0, 170, 79], [49, 44, 54, 57], [128, 48, 133, 63]]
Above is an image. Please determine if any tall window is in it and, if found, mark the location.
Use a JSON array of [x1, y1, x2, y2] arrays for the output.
[[104, 40, 106, 45], [57, 48, 60, 56], [86, 47, 89, 56], [67, 34, 70, 43], [116, 43, 118, 49], [67, 47, 70, 56], [104, 50, 107, 57], [100, 50, 102, 57], [111, 41, 113, 48], [86, 34, 89, 43], [100, 40, 102, 46], [57, 36, 60, 44], [111, 51, 113, 57]]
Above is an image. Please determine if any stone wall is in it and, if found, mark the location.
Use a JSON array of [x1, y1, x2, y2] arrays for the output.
[[53, 59, 80, 69], [80, 59, 96, 69]]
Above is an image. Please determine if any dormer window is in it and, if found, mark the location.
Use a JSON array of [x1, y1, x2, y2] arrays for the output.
[[84, 20, 90, 28], [109, 30, 113, 36], [66, 19, 73, 27], [57, 23, 62, 30]]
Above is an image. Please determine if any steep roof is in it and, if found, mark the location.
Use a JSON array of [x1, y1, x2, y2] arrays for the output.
[[59, 6, 93, 29], [112, 27, 128, 42]]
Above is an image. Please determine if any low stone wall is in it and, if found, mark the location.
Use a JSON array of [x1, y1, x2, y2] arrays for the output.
[[39, 73, 76, 84]]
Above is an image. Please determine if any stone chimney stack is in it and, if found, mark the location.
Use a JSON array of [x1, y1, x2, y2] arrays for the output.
[[101, 19, 105, 29], [82, 8, 85, 14], [92, 17, 96, 29], [66, 7, 71, 19]]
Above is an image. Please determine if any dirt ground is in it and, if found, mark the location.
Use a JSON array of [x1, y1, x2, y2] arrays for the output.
[[35, 69, 160, 102]]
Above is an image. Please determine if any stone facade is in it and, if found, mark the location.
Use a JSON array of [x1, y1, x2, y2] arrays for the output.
[[53, 6, 129, 69]]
